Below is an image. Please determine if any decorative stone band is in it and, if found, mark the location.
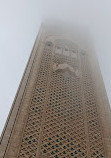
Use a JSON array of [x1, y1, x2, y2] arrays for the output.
[[53, 63, 79, 77]]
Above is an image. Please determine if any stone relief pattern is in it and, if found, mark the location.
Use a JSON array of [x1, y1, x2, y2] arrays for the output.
[[17, 40, 105, 158], [81, 53, 105, 158], [18, 44, 52, 158], [40, 44, 88, 158]]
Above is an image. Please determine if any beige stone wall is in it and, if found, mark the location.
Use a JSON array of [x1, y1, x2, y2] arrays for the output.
[[0, 24, 111, 158], [0, 25, 45, 158], [89, 45, 111, 157]]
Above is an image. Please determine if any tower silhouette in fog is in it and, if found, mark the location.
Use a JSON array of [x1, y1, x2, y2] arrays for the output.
[[0, 24, 111, 158]]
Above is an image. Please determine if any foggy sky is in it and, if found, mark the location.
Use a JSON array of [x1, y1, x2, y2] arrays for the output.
[[0, 0, 111, 134]]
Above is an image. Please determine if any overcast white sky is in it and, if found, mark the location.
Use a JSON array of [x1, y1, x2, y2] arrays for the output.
[[0, 0, 111, 134]]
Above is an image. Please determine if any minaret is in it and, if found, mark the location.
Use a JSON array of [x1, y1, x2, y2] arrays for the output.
[[0, 23, 111, 158]]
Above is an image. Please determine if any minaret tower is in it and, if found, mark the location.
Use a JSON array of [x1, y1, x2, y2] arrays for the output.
[[0, 24, 111, 158]]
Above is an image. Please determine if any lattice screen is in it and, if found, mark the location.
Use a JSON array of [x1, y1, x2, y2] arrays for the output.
[[17, 40, 105, 158]]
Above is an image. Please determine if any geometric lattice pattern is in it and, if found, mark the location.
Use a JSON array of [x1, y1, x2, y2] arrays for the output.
[[17, 40, 105, 158], [81, 53, 105, 158]]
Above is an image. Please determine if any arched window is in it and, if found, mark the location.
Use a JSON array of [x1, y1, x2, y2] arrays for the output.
[[45, 41, 53, 47], [55, 46, 62, 55], [70, 50, 77, 58], [63, 48, 70, 56]]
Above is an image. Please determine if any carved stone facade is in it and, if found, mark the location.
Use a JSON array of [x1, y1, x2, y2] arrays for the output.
[[0, 24, 111, 158]]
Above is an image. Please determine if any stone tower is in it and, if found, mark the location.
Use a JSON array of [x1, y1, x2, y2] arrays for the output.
[[0, 24, 111, 158]]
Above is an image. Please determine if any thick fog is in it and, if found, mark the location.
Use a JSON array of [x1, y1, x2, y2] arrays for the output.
[[0, 0, 111, 134]]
